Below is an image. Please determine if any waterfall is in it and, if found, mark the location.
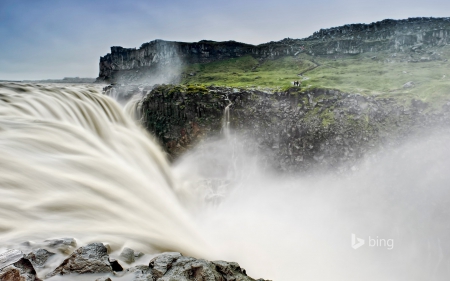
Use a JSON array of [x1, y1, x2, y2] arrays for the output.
[[2, 82, 450, 280], [0, 83, 211, 258], [222, 96, 232, 138]]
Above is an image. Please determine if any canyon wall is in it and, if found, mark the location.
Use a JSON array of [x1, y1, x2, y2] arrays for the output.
[[115, 84, 450, 173]]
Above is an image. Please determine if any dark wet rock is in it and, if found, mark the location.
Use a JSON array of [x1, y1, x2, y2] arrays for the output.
[[213, 260, 252, 280], [25, 249, 55, 268], [46, 242, 122, 277], [119, 247, 135, 264], [134, 251, 144, 259], [149, 252, 181, 279], [123, 252, 266, 281], [411, 99, 428, 111], [125, 265, 153, 281], [0, 267, 23, 281], [116, 84, 449, 174], [0, 249, 39, 281], [109, 259, 123, 272]]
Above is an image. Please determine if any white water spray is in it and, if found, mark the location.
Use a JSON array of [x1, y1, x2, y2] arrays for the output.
[[174, 131, 450, 281], [0, 83, 211, 258]]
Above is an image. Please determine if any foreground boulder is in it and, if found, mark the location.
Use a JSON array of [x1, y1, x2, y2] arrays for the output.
[[0, 249, 39, 281], [46, 242, 122, 277], [25, 249, 55, 268], [124, 252, 267, 281], [2, 244, 268, 280]]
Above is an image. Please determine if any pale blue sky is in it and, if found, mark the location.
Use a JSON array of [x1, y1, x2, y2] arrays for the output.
[[1, 0, 449, 80]]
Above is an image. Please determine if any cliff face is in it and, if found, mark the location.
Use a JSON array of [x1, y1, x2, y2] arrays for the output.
[[98, 40, 256, 83], [115, 84, 450, 173], [98, 17, 450, 83], [305, 17, 450, 55]]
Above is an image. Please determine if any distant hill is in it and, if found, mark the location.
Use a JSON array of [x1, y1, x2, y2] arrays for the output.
[[98, 17, 450, 107], [21, 77, 96, 83]]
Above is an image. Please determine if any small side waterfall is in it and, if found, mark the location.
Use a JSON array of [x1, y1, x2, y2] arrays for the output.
[[222, 96, 232, 138]]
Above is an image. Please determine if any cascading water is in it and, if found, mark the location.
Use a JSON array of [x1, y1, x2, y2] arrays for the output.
[[221, 96, 232, 138], [0, 83, 211, 259], [2, 82, 450, 281]]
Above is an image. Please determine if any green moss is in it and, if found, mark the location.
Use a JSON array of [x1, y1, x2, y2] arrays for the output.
[[178, 46, 450, 108], [168, 85, 186, 96], [281, 85, 302, 93], [320, 109, 335, 127], [186, 84, 208, 94]]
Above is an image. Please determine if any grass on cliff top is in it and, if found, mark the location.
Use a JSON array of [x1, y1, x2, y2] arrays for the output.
[[181, 47, 450, 108], [183, 55, 315, 87]]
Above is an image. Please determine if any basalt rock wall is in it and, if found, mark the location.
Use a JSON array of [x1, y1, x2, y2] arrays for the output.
[[98, 17, 450, 83], [117, 85, 450, 173], [98, 40, 256, 83]]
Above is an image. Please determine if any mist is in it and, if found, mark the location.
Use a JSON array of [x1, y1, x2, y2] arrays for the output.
[[173, 130, 450, 280]]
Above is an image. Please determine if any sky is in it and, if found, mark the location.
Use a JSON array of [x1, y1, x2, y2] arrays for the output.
[[1, 0, 450, 80]]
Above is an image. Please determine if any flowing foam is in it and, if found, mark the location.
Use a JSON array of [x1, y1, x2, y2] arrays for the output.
[[174, 131, 450, 280], [0, 83, 210, 258]]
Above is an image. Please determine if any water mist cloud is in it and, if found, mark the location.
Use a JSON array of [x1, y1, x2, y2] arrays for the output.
[[174, 130, 450, 280]]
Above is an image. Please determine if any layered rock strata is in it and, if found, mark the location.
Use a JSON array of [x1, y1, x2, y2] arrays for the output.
[[98, 17, 450, 83], [116, 84, 450, 172]]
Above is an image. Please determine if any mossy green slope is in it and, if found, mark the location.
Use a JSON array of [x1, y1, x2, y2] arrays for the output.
[[181, 46, 450, 108]]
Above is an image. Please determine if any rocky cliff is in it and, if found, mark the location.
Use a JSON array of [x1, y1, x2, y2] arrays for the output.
[[114, 84, 450, 173], [98, 40, 256, 83], [98, 17, 450, 83]]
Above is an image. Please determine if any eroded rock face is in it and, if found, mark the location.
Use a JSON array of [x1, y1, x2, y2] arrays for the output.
[[46, 242, 122, 277], [0, 250, 39, 281], [124, 252, 266, 281], [149, 252, 181, 279], [119, 247, 136, 264], [25, 249, 55, 268], [98, 40, 256, 83], [98, 17, 450, 83], [2, 243, 267, 281], [115, 84, 450, 173]]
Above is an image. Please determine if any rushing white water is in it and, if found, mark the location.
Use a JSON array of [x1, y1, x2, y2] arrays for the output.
[[0, 83, 211, 258], [1, 82, 450, 281]]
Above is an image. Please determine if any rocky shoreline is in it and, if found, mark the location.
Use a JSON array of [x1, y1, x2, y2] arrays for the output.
[[0, 241, 267, 281]]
